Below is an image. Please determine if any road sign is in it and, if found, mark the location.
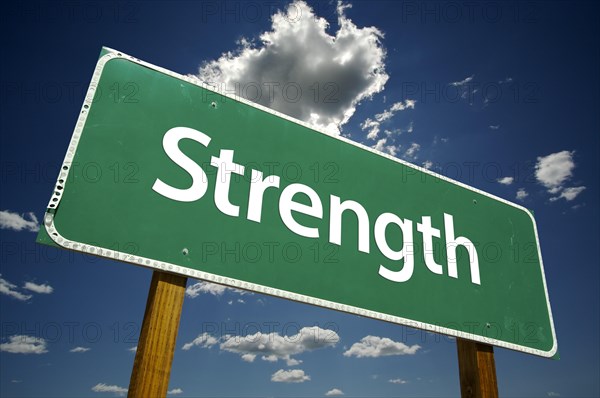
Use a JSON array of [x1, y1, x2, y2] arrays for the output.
[[38, 47, 557, 357]]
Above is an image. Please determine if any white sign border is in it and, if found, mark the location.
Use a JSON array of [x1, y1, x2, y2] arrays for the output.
[[43, 47, 557, 358]]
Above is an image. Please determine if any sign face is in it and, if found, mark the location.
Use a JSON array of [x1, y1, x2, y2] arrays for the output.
[[38, 47, 557, 357]]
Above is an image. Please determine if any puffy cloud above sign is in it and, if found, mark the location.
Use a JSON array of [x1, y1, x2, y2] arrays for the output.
[[197, 0, 388, 134]]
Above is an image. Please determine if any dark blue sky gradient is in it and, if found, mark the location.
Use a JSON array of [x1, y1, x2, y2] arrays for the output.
[[1, 1, 598, 397]]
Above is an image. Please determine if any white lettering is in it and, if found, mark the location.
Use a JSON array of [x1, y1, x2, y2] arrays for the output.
[[375, 213, 414, 282], [152, 127, 211, 202], [279, 183, 323, 238]]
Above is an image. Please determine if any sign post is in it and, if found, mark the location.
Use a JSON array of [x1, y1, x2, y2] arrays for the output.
[[457, 339, 499, 398], [128, 271, 187, 398]]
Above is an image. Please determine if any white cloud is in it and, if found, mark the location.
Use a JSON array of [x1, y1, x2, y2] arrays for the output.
[[375, 100, 415, 122], [404, 142, 421, 159], [0, 210, 39, 232], [70, 346, 90, 353], [198, 0, 388, 135], [286, 357, 303, 366], [0, 275, 32, 301], [343, 335, 420, 358], [547, 392, 560, 397], [181, 332, 219, 351], [183, 326, 339, 365], [361, 118, 380, 140], [497, 176, 514, 185], [220, 326, 338, 364], [450, 74, 474, 86], [389, 378, 408, 384], [550, 186, 586, 202], [271, 369, 310, 383], [325, 388, 345, 396], [371, 138, 399, 157], [516, 188, 529, 201], [168, 388, 183, 395], [23, 282, 53, 294], [91, 383, 127, 395], [535, 150, 575, 193], [185, 281, 250, 298], [362, 100, 415, 140], [498, 77, 513, 84], [128, 346, 137, 353], [422, 160, 433, 170], [489, 125, 500, 130], [0, 335, 48, 354], [185, 282, 227, 297], [241, 353, 256, 362]]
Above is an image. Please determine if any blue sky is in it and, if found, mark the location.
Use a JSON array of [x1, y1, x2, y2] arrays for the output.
[[0, 1, 598, 397]]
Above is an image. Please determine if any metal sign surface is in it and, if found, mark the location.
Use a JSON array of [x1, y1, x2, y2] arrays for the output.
[[38, 48, 557, 357]]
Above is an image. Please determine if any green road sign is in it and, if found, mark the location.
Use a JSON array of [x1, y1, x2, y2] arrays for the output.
[[38, 47, 557, 357]]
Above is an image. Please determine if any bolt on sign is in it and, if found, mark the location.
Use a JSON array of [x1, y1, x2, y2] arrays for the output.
[[38, 48, 557, 357]]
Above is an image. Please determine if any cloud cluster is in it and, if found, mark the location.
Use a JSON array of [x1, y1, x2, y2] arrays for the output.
[[0, 210, 39, 232], [197, 0, 388, 134], [325, 388, 345, 396], [0, 275, 54, 301], [183, 326, 339, 366], [0, 275, 32, 301], [271, 369, 310, 383], [0, 335, 48, 354], [535, 150, 585, 201], [361, 99, 416, 140], [343, 335, 420, 358], [372, 138, 398, 157], [404, 142, 421, 160]]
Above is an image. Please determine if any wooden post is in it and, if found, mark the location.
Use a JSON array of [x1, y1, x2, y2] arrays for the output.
[[456, 338, 499, 398], [128, 271, 187, 398]]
